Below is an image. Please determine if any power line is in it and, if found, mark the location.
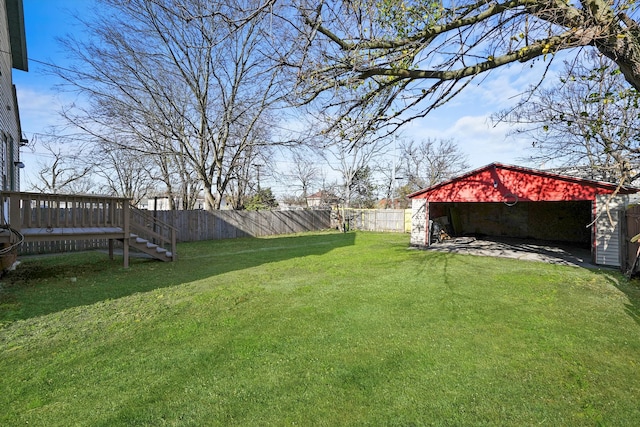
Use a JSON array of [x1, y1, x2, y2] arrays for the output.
[[1, 48, 80, 76], [26, 57, 80, 75]]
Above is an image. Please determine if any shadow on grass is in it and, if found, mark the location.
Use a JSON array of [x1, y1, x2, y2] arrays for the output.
[[607, 272, 640, 327], [0, 231, 356, 324]]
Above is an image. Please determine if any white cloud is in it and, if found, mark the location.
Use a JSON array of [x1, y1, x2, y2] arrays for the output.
[[438, 55, 564, 114], [405, 113, 531, 169], [15, 87, 66, 135], [398, 57, 565, 171]]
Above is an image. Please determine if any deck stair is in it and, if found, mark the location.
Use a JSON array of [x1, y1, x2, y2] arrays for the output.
[[124, 205, 177, 263], [128, 233, 174, 261]]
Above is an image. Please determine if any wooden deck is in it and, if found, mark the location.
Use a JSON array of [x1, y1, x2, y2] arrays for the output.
[[0, 192, 177, 267]]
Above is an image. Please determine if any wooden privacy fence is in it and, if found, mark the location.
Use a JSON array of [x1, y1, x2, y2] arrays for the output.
[[336, 208, 411, 233], [152, 209, 332, 242], [17, 209, 332, 254]]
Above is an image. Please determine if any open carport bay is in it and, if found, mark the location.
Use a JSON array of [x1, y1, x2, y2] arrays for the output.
[[429, 201, 592, 248]]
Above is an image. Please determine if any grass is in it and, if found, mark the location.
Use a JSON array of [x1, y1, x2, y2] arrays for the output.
[[1, 231, 640, 426]]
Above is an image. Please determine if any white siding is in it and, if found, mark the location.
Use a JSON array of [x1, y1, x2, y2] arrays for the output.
[[594, 195, 628, 267], [0, 1, 21, 191], [410, 199, 428, 246]]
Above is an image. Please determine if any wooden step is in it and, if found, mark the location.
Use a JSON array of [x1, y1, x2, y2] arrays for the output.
[[121, 232, 174, 262], [125, 237, 173, 262]]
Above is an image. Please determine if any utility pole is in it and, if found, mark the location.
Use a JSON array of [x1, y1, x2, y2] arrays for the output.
[[395, 176, 404, 208]]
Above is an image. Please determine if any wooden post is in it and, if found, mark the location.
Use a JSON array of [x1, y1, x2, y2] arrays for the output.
[[122, 200, 130, 268], [22, 194, 29, 228], [108, 239, 114, 261], [9, 193, 21, 231], [171, 226, 177, 261], [153, 196, 158, 244]]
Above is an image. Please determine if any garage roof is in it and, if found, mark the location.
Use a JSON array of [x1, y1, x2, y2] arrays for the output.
[[408, 162, 638, 203]]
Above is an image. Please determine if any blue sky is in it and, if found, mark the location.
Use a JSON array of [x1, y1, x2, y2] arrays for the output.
[[13, 1, 91, 188], [14, 1, 88, 90], [12, 0, 551, 194]]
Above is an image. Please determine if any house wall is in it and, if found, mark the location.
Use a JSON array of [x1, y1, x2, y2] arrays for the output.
[[0, 1, 21, 191]]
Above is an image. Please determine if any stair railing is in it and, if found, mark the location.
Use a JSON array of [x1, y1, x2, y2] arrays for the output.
[[129, 205, 177, 261]]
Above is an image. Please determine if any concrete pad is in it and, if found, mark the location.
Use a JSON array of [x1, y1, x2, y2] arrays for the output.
[[423, 236, 595, 268]]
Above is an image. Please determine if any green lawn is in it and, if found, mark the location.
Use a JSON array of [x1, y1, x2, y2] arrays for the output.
[[1, 231, 640, 426]]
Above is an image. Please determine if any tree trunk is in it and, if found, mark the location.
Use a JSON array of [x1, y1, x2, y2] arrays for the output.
[[203, 184, 218, 211], [597, 36, 640, 91]]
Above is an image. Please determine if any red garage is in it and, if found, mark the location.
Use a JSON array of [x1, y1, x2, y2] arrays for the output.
[[408, 163, 639, 267]]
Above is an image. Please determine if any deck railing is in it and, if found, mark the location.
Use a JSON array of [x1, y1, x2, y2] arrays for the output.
[[2, 191, 128, 233]]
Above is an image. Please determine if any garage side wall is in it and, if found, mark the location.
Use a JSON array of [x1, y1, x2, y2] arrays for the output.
[[594, 195, 628, 267], [410, 199, 428, 246]]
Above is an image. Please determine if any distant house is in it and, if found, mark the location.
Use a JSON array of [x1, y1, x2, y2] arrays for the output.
[[1, 0, 27, 192], [140, 195, 231, 210], [306, 190, 339, 208], [377, 198, 408, 209]]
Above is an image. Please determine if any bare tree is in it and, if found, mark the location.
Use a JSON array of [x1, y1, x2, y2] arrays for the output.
[[289, 0, 640, 141], [56, 0, 289, 210], [319, 134, 388, 208], [28, 139, 94, 194], [283, 149, 320, 206], [374, 150, 403, 208], [173, 150, 202, 210], [399, 138, 470, 191], [222, 140, 274, 209], [348, 165, 379, 208], [133, 129, 202, 210], [91, 140, 156, 205], [496, 51, 640, 184]]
